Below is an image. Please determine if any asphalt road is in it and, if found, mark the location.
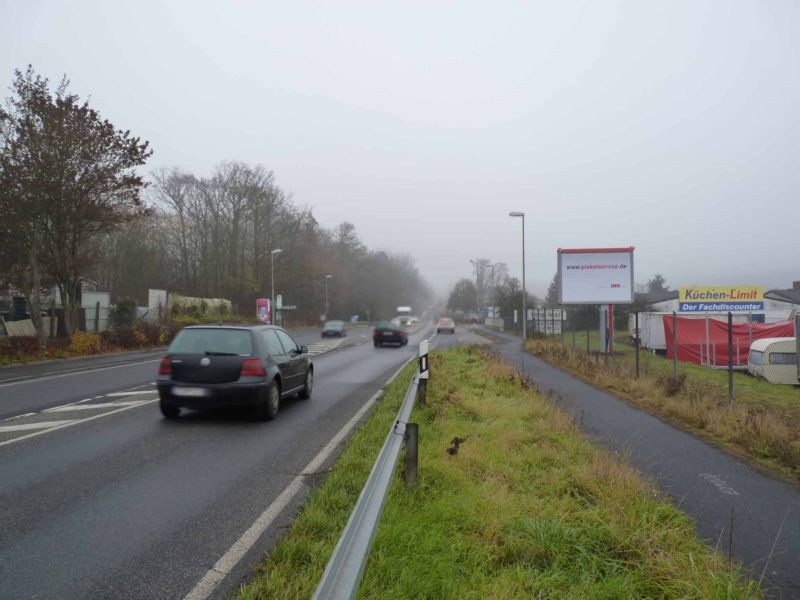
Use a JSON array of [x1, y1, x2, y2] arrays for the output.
[[0, 322, 449, 599], [487, 328, 800, 598]]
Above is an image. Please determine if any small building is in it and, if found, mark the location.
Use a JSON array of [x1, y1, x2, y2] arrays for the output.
[[747, 337, 798, 385], [764, 282, 800, 321]]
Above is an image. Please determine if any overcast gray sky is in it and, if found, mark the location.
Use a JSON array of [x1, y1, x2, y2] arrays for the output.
[[3, 0, 798, 298]]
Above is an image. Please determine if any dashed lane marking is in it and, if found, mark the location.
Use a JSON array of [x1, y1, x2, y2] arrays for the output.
[[106, 391, 158, 396], [0, 420, 78, 433], [45, 401, 150, 412]]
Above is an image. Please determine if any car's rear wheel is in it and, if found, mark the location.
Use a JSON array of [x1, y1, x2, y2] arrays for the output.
[[374, 340, 381, 348], [160, 401, 180, 419], [298, 369, 313, 400], [254, 382, 280, 421]]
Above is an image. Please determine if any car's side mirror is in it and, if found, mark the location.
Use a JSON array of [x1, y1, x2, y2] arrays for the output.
[[300, 345, 308, 354]]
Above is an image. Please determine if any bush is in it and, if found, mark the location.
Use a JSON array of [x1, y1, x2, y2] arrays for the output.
[[102, 326, 140, 349], [110, 298, 138, 327], [136, 322, 165, 345], [69, 332, 102, 355], [9, 336, 40, 354]]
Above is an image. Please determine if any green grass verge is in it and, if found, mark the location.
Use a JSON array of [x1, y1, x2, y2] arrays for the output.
[[236, 347, 758, 599], [526, 335, 800, 483]]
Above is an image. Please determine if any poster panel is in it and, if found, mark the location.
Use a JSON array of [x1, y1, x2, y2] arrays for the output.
[[558, 247, 634, 304]]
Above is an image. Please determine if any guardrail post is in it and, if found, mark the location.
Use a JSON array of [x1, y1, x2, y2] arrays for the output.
[[418, 339, 429, 406], [404, 423, 418, 486]]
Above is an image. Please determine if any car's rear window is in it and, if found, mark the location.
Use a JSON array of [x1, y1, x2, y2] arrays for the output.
[[168, 328, 254, 355], [376, 320, 394, 329], [325, 321, 344, 328]]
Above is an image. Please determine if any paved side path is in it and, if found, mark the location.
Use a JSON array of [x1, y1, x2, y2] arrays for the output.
[[487, 329, 800, 598]]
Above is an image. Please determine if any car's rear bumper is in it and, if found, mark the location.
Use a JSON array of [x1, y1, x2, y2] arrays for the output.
[[157, 380, 266, 409], [374, 335, 406, 344]]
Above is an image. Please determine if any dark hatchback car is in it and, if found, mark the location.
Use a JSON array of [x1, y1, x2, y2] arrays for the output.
[[373, 320, 408, 347], [157, 325, 312, 421], [321, 320, 347, 338]]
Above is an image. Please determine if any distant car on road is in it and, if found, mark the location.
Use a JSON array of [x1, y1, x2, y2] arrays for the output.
[[322, 320, 347, 338], [436, 318, 455, 334], [373, 320, 408, 347], [156, 325, 312, 421]]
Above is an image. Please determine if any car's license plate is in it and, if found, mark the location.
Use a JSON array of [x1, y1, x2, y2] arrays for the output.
[[172, 387, 208, 398], [382, 332, 393, 336]]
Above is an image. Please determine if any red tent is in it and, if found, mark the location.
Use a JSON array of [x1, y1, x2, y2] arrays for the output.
[[663, 316, 795, 366]]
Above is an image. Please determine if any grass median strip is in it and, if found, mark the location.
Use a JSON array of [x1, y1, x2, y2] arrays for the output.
[[236, 346, 758, 599], [526, 335, 800, 483]]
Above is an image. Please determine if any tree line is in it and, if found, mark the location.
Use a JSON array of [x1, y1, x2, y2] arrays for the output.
[[0, 66, 432, 344]]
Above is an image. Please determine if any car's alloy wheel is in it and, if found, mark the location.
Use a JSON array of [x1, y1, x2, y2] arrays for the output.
[[255, 383, 280, 421], [299, 369, 313, 400]]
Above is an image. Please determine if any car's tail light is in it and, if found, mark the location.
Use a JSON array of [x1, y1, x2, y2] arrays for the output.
[[373, 330, 380, 337], [158, 356, 172, 375], [241, 358, 266, 377]]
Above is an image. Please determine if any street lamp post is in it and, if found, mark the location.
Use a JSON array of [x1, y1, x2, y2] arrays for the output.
[[509, 212, 526, 341], [270, 248, 282, 325], [488, 263, 495, 318], [469, 259, 480, 323], [324, 274, 332, 320]]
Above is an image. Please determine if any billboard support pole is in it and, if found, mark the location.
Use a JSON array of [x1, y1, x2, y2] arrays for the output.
[[608, 304, 614, 354]]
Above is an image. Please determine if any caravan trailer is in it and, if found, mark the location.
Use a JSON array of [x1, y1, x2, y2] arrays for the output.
[[747, 337, 799, 385]]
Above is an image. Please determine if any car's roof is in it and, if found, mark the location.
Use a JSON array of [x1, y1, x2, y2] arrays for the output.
[[183, 324, 281, 331]]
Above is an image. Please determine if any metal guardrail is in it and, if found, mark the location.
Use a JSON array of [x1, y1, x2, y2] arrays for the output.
[[312, 359, 424, 599]]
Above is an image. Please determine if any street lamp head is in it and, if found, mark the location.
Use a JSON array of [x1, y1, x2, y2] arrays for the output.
[[271, 248, 283, 255], [509, 211, 525, 217]]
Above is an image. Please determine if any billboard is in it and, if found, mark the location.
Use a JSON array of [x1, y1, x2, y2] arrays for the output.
[[678, 286, 764, 313], [557, 247, 635, 304]]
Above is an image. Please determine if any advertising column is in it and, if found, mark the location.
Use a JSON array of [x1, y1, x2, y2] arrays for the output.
[[256, 298, 270, 324]]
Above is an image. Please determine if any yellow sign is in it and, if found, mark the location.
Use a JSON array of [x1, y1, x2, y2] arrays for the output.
[[678, 286, 764, 312]]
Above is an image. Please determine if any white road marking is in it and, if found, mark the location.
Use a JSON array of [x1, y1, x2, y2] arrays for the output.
[[183, 357, 415, 600], [0, 399, 158, 449], [0, 358, 161, 389], [106, 391, 157, 397], [0, 420, 77, 433], [699, 473, 740, 496], [45, 401, 151, 412], [7, 412, 36, 420]]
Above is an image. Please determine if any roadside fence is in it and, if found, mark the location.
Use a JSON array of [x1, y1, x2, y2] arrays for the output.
[[312, 339, 430, 600]]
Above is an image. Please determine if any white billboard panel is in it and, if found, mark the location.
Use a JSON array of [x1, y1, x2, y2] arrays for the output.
[[558, 247, 635, 304]]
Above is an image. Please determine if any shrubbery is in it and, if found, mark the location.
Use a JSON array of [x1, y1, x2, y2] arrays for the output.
[[109, 298, 138, 327], [68, 331, 102, 354]]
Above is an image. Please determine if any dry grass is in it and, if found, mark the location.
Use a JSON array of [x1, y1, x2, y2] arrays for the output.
[[526, 336, 800, 482]]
